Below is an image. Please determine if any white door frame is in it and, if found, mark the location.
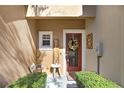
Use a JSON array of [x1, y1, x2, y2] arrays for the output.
[[63, 29, 86, 74]]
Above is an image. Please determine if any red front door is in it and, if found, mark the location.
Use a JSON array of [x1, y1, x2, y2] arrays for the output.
[[66, 33, 82, 72]]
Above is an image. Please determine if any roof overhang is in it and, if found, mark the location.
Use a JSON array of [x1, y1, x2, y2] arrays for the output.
[[26, 5, 96, 19]]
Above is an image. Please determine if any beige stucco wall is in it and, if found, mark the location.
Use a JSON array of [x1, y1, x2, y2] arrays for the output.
[[36, 19, 85, 74], [0, 6, 37, 87], [37, 19, 85, 48], [83, 5, 96, 17], [120, 6, 124, 87], [86, 5, 124, 86], [0, 5, 26, 23], [27, 19, 38, 48]]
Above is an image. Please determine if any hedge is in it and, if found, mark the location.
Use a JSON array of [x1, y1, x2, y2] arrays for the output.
[[7, 72, 47, 88], [75, 71, 121, 88]]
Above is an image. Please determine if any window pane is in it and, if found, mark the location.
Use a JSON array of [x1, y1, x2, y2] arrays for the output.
[[46, 35, 50, 39], [42, 34, 50, 39], [43, 35, 47, 39], [43, 40, 50, 46]]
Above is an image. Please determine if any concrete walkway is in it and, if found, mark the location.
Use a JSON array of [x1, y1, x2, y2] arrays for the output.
[[67, 80, 78, 88], [45, 75, 78, 88]]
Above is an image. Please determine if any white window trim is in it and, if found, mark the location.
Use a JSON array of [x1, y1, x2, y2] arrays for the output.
[[39, 31, 53, 50]]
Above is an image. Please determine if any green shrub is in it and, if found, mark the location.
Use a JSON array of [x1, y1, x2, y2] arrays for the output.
[[8, 72, 47, 88], [75, 71, 121, 88]]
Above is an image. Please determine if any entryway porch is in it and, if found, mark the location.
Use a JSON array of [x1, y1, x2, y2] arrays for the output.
[[46, 72, 77, 88]]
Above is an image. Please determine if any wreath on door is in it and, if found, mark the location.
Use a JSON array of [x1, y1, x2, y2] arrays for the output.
[[68, 39, 79, 51]]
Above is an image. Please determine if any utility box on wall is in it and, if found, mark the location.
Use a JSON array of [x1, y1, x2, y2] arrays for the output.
[[96, 42, 103, 57]]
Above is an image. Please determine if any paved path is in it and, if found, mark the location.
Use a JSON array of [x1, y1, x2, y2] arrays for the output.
[[46, 75, 78, 88], [67, 80, 78, 88]]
